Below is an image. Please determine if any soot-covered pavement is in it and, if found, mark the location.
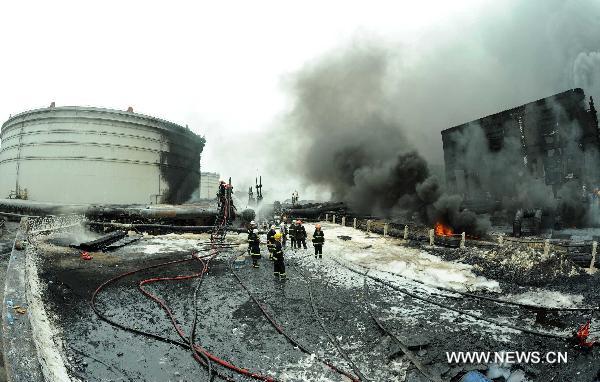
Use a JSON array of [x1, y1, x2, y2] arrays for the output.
[[30, 226, 600, 382]]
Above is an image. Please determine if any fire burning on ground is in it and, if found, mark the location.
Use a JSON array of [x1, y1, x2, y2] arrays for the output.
[[435, 221, 454, 237]]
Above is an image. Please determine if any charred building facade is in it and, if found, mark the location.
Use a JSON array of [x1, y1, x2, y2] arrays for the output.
[[441, 88, 600, 212]]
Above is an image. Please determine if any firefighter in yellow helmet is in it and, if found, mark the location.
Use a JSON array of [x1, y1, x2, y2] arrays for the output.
[[272, 232, 286, 279]]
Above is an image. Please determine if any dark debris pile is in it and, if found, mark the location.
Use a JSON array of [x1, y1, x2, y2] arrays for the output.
[[435, 244, 583, 286]]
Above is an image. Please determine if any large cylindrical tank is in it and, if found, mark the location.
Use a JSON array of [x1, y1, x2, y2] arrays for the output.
[[200, 172, 220, 199], [0, 106, 205, 204]]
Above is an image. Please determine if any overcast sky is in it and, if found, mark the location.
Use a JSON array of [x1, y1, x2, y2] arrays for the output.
[[0, 1, 491, 195], [1, 1, 599, 202]]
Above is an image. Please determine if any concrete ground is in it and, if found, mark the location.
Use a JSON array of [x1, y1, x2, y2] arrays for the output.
[[13, 222, 600, 381]]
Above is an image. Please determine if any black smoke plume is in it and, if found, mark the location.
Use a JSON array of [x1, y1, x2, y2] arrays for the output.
[[281, 42, 490, 234], [276, 0, 600, 234]]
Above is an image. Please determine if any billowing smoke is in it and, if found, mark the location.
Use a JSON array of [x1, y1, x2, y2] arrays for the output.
[[272, 0, 600, 235], [281, 42, 490, 234], [284, 43, 424, 212]]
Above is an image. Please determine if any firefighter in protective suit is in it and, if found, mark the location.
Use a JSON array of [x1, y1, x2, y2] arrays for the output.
[[288, 220, 297, 249], [279, 221, 288, 247], [247, 220, 257, 235], [296, 220, 307, 249], [266, 225, 277, 260], [272, 232, 286, 279], [247, 228, 261, 268], [312, 224, 325, 259], [247, 220, 257, 254]]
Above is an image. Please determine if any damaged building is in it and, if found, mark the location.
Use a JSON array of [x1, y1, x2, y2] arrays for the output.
[[441, 88, 600, 232], [0, 105, 205, 205]]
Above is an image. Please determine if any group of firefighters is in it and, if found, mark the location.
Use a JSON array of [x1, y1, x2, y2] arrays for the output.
[[246, 219, 325, 279]]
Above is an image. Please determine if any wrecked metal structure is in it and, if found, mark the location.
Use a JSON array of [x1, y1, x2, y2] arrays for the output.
[[441, 88, 600, 233], [0, 106, 205, 205], [283, 201, 347, 220]]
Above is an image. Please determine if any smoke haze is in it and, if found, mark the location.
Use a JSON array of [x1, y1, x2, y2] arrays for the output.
[[272, 0, 600, 232]]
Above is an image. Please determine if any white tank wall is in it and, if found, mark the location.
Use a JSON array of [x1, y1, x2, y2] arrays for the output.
[[200, 172, 220, 199], [0, 107, 202, 204]]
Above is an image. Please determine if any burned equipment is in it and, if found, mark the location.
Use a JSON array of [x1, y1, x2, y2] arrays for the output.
[[441, 88, 600, 228]]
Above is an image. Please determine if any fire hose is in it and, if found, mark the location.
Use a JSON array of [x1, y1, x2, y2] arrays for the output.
[[363, 276, 442, 382], [351, 261, 598, 312], [294, 265, 370, 381], [229, 252, 360, 382], [332, 257, 571, 340], [92, 192, 280, 381]]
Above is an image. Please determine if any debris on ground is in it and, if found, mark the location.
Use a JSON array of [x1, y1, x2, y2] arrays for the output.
[[13, 306, 26, 315], [576, 321, 597, 348], [438, 244, 582, 286], [71, 230, 127, 252], [80, 251, 93, 261], [2, 217, 599, 381]]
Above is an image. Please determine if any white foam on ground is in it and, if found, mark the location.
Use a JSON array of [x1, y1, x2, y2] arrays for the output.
[[131, 233, 216, 254], [292, 244, 524, 344], [134, 232, 247, 255], [273, 354, 339, 382], [26, 247, 76, 382], [305, 222, 500, 293], [501, 289, 585, 308], [292, 222, 580, 343]]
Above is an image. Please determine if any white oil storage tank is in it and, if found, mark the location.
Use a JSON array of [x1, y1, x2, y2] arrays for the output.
[[200, 172, 220, 199], [0, 106, 205, 204]]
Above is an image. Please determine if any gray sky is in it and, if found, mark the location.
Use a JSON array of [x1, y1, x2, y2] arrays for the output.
[[1, 0, 599, 202]]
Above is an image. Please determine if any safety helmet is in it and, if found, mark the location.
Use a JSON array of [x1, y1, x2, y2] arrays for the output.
[[250, 220, 256, 225], [253, 228, 259, 234], [274, 232, 282, 241], [271, 225, 276, 229]]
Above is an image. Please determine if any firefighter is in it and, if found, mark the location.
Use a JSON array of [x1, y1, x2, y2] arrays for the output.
[[217, 180, 227, 200], [312, 224, 325, 259], [266, 225, 277, 260], [217, 180, 236, 222], [296, 220, 307, 249], [248, 220, 257, 234], [279, 220, 288, 247], [272, 232, 286, 279], [248, 228, 261, 268], [289, 220, 297, 249], [246, 221, 256, 255], [217, 180, 227, 212]]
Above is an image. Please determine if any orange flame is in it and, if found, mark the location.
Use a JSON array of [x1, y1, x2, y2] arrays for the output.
[[435, 222, 454, 237]]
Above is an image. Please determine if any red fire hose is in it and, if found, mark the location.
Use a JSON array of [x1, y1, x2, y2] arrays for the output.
[[92, 195, 280, 381]]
